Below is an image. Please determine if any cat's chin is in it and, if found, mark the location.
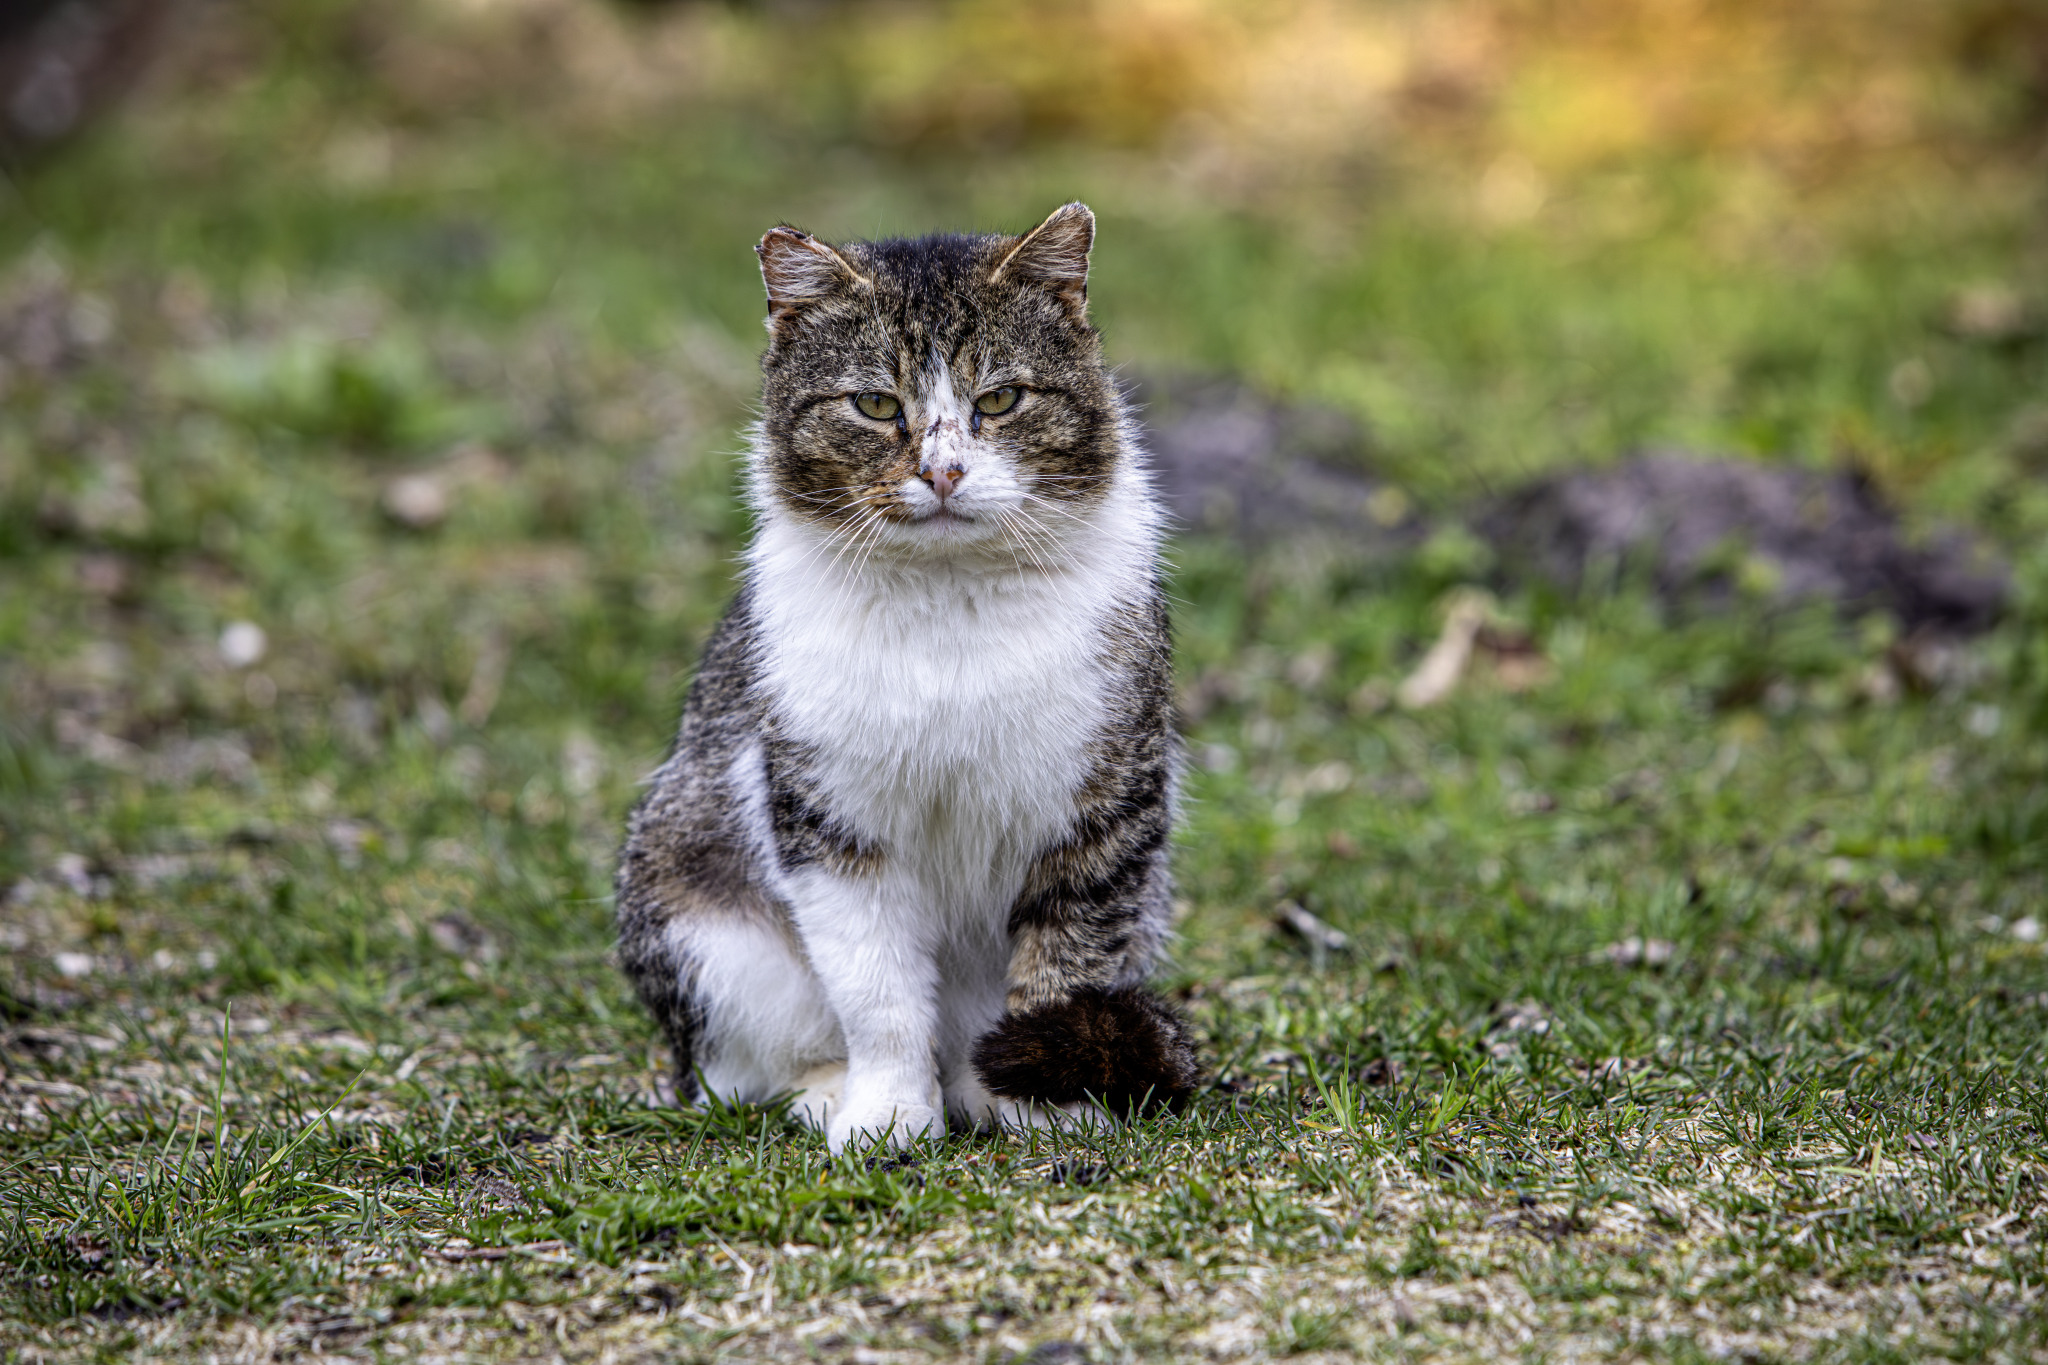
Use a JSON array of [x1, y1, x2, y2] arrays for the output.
[[867, 507, 1019, 557]]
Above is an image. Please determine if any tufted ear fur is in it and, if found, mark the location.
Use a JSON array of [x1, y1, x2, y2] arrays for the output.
[[756, 226, 864, 333], [992, 202, 1095, 315]]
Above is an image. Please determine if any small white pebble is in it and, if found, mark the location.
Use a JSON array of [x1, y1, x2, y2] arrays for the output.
[[381, 474, 449, 531], [1601, 936, 1676, 968], [67, 295, 116, 349], [2013, 916, 2041, 943], [52, 852, 93, 896], [53, 951, 96, 978], [562, 731, 604, 797], [1966, 704, 2002, 738], [219, 620, 267, 669]]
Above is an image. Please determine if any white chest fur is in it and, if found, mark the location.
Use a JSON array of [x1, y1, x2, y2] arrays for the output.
[[746, 476, 1160, 919]]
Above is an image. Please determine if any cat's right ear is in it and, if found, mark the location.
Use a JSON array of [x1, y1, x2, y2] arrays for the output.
[[756, 227, 863, 335]]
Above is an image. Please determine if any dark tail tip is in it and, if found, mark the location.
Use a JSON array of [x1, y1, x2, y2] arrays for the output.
[[971, 985, 1201, 1114]]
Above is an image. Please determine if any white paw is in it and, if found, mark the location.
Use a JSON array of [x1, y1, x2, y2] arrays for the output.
[[827, 1099, 941, 1154], [942, 1068, 1007, 1131], [946, 1072, 1107, 1134], [996, 1097, 1108, 1133], [788, 1061, 847, 1132]]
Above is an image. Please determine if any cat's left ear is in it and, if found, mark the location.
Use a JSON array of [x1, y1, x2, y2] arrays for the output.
[[993, 202, 1095, 317]]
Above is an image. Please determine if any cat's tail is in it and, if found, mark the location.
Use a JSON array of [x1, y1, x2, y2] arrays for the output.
[[970, 986, 1202, 1116]]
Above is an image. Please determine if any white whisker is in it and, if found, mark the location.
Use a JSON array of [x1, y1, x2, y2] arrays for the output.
[[842, 502, 900, 583], [999, 504, 1071, 576], [992, 508, 1054, 575], [1016, 491, 1097, 533]]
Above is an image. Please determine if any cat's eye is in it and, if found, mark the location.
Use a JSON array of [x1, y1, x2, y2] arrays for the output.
[[853, 392, 901, 421], [974, 386, 1021, 416]]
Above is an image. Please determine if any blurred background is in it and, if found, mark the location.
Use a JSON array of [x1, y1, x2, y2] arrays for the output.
[[4, 0, 2046, 498], [3, 0, 2047, 970], [9, 10, 2048, 1342]]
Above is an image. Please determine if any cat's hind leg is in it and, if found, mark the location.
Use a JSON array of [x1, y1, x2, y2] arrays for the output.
[[691, 913, 844, 1109], [627, 909, 846, 1119]]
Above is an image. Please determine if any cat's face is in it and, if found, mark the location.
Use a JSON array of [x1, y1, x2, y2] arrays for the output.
[[752, 204, 1121, 561]]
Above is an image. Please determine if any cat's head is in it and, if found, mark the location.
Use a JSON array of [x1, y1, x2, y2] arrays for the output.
[[750, 204, 1124, 561]]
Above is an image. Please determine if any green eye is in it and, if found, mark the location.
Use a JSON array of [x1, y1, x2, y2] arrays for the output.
[[853, 392, 901, 421], [974, 386, 1021, 416]]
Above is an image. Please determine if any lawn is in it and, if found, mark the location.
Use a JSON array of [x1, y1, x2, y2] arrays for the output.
[[3, 3, 2047, 1361]]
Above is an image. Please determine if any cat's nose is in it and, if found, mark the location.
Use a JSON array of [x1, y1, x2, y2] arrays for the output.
[[920, 461, 965, 500]]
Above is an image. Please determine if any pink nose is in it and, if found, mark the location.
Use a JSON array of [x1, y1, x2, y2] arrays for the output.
[[921, 462, 965, 500]]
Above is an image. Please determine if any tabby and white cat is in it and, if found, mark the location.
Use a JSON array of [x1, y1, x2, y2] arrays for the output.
[[615, 204, 1198, 1153]]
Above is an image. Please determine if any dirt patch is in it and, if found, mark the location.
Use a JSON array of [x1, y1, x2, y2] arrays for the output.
[[1128, 373, 1421, 556], [1480, 453, 2009, 632], [1136, 375, 2009, 631]]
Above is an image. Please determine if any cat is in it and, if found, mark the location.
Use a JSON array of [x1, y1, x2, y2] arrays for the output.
[[614, 203, 1199, 1153]]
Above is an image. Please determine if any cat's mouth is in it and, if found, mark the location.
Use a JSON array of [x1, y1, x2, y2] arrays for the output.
[[855, 501, 974, 529]]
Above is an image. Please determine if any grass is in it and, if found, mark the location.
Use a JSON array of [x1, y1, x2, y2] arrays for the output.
[[3, 3, 2048, 1360]]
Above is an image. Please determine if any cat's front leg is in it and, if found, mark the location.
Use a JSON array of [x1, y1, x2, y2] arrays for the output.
[[970, 747, 1201, 1115], [787, 869, 943, 1153]]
